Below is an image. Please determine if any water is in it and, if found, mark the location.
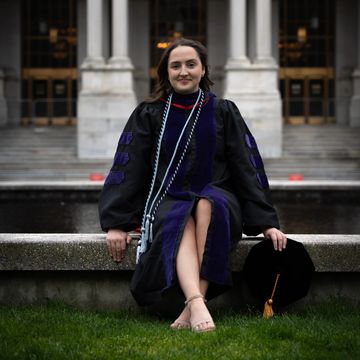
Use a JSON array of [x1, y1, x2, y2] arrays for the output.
[[275, 203, 360, 234], [0, 190, 359, 234], [0, 200, 100, 233]]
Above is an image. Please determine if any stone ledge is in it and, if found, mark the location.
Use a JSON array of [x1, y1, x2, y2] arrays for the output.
[[1, 180, 359, 191], [1, 233, 359, 273]]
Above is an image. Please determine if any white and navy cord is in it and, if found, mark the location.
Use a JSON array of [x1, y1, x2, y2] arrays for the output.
[[136, 89, 205, 263], [136, 93, 173, 262]]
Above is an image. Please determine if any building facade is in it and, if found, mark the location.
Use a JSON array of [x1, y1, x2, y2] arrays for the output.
[[0, 0, 359, 158]]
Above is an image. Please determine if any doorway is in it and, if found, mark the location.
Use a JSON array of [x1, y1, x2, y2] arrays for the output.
[[22, 69, 77, 125], [280, 68, 335, 124], [21, 0, 77, 125], [279, 0, 335, 124]]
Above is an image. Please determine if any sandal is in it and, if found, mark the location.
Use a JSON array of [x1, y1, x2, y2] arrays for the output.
[[170, 319, 191, 330], [170, 304, 191, 330], [185, 295, 216, 333]]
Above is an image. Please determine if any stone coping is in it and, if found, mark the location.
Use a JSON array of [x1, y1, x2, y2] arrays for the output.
[[0, 180, 360, 191], [1, 233, 359, 272]]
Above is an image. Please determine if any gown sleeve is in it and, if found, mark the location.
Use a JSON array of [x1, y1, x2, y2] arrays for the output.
[[219, 99, 280, 235], [98, 102, 159, 232]]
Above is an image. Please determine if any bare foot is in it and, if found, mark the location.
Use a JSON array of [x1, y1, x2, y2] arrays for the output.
[[187, 297, 215, 332], [170, 306, 191, 329]]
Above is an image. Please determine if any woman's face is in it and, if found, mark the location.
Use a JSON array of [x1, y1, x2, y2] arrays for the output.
[[167, 45, 205, 94]]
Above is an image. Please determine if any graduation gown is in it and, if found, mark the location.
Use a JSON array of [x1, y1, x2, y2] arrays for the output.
[[98, 90, 280, 306]]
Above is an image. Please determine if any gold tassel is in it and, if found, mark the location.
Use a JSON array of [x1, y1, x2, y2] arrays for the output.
[[263, 273, 280, 319], [263, 299, 274, 319]]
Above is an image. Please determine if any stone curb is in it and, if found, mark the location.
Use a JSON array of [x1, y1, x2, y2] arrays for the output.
[[0, 180, 360, 191], [1, 233, 359, 272]]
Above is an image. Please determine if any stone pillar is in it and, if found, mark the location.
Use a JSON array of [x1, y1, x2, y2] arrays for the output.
[[0, 69, 8, 126], [227, 0, 250, 67], [350, 0, 360, 127], [224, 0, 249, 94], [108, 0, 136, 94], [110, 0, 130, 65], [78, 0, 136, 159], [224, 0, 282, 158], [82, 0, 104, 66], [254, 0, 276, 65]]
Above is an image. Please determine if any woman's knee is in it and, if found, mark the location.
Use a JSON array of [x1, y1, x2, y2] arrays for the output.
[[184, 216, 196, 233], [195, 199, 212, 223]]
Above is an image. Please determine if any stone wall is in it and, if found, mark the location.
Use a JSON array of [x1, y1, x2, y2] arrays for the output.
[[1, 233, 359, 314]]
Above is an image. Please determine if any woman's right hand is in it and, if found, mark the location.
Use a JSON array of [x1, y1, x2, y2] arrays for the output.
[[106, 229, 132, 262]]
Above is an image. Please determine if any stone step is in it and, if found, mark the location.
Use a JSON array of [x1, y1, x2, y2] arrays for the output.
[[282, 125, 360, 158], [0, 124, 359, 180]]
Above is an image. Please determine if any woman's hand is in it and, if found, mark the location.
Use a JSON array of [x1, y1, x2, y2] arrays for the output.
[[263, 227, 287, 251], [106, 229, 132, 262]]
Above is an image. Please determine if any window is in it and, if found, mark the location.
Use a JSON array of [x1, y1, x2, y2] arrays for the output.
[[149, 0, 206, 86], [22, 0, 77, 68], [279, 0, 335, 68]]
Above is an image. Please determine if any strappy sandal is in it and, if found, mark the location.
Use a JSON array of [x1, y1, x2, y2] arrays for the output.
[[170, 319, 191, 330], [185, 295, 216, 333]]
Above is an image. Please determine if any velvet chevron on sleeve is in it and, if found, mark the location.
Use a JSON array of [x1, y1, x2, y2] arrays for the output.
[[98, 102, 161, 232], [217, 99, 280, 235]]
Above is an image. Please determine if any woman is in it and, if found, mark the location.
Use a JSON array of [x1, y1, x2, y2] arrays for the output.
[[99, 38, 287, 333]]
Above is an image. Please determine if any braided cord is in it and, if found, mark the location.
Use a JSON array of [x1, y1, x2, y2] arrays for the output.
[[149, 90, 204, 219], [146, 89, 204, 220], [136, 89, 205, 263], [140, 93, 173, 231]]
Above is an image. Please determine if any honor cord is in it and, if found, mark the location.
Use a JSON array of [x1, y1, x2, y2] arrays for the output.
[[136, 89, 204, 263]]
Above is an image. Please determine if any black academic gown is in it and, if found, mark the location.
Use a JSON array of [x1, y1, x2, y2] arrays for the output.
[[98, 91, 280, 306]]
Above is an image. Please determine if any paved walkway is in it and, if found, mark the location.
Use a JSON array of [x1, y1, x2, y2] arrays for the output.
[[0, 124, 359, 181]]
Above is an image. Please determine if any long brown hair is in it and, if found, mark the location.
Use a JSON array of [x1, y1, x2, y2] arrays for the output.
[[147, 38, 214, 102]]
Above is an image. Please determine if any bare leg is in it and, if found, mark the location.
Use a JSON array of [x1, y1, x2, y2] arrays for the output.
[[171, 199, 214, 331], [194, 199, 212, 269], [170, 217, 199, 329]]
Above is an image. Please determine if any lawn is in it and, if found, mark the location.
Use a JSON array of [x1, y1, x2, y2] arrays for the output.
[[0, 299, 359, 360]]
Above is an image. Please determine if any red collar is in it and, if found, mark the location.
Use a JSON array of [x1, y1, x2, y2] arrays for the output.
[[160, 93, 209, 110]]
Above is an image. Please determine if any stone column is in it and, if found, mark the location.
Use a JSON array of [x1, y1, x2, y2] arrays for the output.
[[224, 0, 282, 158], [82, 0, 104, 66], [108, 0, 135, 94], [78, 0, 137, 159], [254, 0, 276, 65], [350, 0, 360, 127], [109, 0, 131, 66], [226, 0, 250, 67], [224, 0, 250, 96], [0, 69, 7, 126]]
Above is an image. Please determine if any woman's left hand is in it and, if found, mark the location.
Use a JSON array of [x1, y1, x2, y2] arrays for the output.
[[263, 228, 287, 251]]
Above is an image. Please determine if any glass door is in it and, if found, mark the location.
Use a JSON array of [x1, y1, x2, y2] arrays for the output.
[[308, 78, 324, 124], [21, 0, 77, 125], [280, 68, 335, 124], [22, 69, 77, 125], [279, 0, 335, 124], [288, 79, 304, 124]]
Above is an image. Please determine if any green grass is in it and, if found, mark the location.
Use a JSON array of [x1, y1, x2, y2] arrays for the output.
[[0, 299, 359, 360]]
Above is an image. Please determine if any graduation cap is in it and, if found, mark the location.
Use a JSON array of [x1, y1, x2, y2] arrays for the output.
[[243, 238, 315, 318]]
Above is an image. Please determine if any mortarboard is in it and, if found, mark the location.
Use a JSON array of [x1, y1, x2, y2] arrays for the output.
[[243, 238, 315, 318]]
